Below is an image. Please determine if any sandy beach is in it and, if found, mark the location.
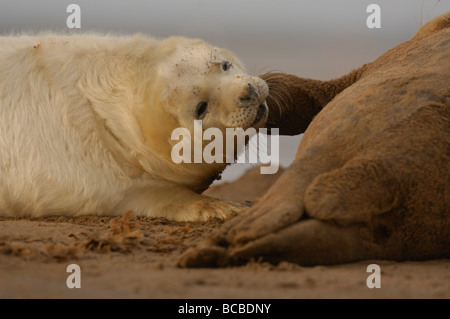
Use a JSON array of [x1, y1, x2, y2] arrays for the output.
[[1, 168, 449, 299]]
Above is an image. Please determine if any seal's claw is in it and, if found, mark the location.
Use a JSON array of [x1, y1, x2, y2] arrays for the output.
[[218, 168, 306, 246], [227, 201, 302, 245], [177, 245, 228, 268]]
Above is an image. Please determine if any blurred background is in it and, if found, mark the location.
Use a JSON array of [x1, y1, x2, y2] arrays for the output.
[[1, 0, 449, 182]]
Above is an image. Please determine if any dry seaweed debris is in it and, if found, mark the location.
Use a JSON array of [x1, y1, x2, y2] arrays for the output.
[[82, 211, 145, 253], [0, 242, 32, 257], [0, 241, 50, 261], [0, 211, 223, 262], [45, 243, 80, 261]]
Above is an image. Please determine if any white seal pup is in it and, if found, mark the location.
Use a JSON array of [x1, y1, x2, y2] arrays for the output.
[[0, 34, 268, 220]]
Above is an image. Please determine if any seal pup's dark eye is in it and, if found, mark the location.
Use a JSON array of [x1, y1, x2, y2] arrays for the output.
[[221, 61, 231, 71], [196, 101, 208, 119]]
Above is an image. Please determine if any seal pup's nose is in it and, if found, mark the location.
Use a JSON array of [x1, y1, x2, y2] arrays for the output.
[[240, 83, 259, 103]]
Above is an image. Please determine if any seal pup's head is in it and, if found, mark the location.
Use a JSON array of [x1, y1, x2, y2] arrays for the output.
[[156, 37, 269, 131], [135, 37, 269, 190]]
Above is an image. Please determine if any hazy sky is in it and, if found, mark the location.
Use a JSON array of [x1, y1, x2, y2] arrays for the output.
[[1, 0, 448, 78], [1, 0, 448, 181]]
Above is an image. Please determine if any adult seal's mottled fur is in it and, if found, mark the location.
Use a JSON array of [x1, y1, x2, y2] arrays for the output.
[[178, 12, 450, 267]]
